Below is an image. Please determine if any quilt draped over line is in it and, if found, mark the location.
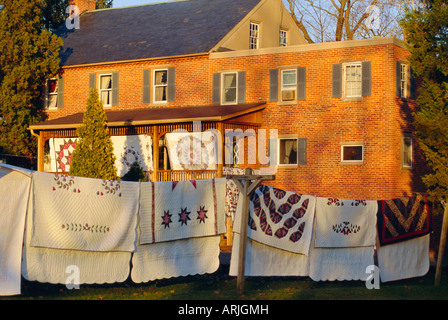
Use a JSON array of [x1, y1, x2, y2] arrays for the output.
[[0, 165, 32, 296], [139, 178, 226, 244], [30, 171, 139, 252], [377, 195, 432, 246], [233, 185, 316, 255]]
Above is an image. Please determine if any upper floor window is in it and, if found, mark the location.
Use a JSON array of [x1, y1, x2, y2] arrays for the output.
[[99, 74, 112, 106], [153, 69, 168, 103], [249, 23, 259, 49], [46, 78, 58, 110], [332, 62, 371, 99], [400, 63, 407, 98], [222, 72, 237, 104], [281, 69, 297, 101], [279, 29, 288, 47], [212, 71, 246, 105], [343, 63, 362, 98]]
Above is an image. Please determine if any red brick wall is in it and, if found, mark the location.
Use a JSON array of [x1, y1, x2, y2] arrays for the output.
[[51, 41, 429, 201]]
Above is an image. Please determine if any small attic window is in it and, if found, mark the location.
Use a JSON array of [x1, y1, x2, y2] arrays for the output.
[[249, 23, 259, 49], [279, 29, 288, 47]]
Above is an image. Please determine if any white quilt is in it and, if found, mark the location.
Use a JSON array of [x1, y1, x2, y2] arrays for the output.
[[0, 165, 32, 296], [377, 234, 430, 282], [234, 185, 316, 255], [314, 197, 377, 248], [110, 134, 154, 176], [131, 235, 221, 283], [139, 178, 226, 244], [22, 188, 131, 285], [30, 171, 139, 252], [165, 131, 218, 170]]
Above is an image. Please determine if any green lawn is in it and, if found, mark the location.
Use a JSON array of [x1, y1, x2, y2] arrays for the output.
[[3, 265, 448, 301]]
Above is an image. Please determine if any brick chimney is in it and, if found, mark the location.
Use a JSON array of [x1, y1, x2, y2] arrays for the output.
[[69, 0, 96, 13]]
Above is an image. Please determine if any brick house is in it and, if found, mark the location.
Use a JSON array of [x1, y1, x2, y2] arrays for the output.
[[29, 0, 428, 204]]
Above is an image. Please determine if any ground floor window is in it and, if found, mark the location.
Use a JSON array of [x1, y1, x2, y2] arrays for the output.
[[341, 144, 363, 163]]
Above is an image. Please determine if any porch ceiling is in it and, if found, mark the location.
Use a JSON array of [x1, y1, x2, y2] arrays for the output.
[[29, 102, 266, 131]]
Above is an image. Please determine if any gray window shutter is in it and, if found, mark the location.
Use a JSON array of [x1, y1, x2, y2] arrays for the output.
[[332, 64, 342, 98], [396, 61, 401, 97], [89, 73, 96, 90], [57, 76, 64, 109], [142, 69, 150, 104], [297, 67, 306, 101], [237, 71, 246, 104], [362, 61, 371, 97], [269, 69, 278, 102], [111, 72, 119, 106], [298, 138, 307, 165], [212, 73, 221, 104], [167, 67, 175, 102], [410, 67, 416, 99]]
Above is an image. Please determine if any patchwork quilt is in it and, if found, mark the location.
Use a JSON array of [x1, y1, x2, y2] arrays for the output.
[[235, 185, 316, 255], [139, 178, 227, 244], [30, 172, 139, 252], [377, 195, 432, 246]]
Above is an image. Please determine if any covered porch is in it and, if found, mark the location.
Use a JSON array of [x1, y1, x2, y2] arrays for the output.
[[29, 102, 266, 249]]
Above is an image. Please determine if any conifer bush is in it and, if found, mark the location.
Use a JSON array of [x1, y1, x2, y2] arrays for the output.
[[69, 89, 118, 180]]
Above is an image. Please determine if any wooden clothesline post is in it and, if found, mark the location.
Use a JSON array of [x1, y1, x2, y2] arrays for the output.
[[226, 168, 275, 294], [435, 199, 448, 286]]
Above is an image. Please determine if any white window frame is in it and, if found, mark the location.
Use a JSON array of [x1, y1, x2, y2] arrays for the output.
[[98, 73, 112, 107], [249, 22, 259, 49], [400, 63, 408, 98], [45, 78, 58, 110], [280, 69, 297, 102], [343, 62, 362, 98], [153, 69, 168, 104], [279, 29, 288, 47], [341, 143, 364, 163], [402, 133, 413, 168], [221, 72, 238, 105], [277, 135, 299, 167]]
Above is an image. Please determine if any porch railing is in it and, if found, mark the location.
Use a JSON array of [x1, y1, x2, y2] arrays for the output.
[[150, 170, 217, 182]]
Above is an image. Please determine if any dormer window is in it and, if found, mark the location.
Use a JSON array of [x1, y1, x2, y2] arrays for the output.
[[249, 23, 259, 49]]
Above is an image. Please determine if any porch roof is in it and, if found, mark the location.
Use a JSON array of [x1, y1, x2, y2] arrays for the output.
[[29, 102, 266, 131]]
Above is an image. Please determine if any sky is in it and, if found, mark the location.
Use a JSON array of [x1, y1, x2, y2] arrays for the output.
[[113, 0, 169, 8]]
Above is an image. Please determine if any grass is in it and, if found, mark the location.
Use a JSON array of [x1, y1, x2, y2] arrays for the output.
[[3, 265, 448, 301]]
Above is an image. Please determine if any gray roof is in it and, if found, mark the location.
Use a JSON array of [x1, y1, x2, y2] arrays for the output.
[[58, 0, 261, 66]]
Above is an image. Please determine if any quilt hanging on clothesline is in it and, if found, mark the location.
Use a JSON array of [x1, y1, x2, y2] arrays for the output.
[[314, 197, 378, 248], [377, 195, 432, 246], [30, 171, 140, 252], [139, 178, 227, 244], [48, 135, 154, 176], [235, 185, 316, 255], [165, 132, 218, 170]]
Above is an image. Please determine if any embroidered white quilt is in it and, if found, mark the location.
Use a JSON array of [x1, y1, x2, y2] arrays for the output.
[[139, 178, 226, 244], [234, 185, 316, 255], [165, 132, 218, 170], [0, 165, 32, 296], [22, 189, 131, 285], [314, 197, 377, 248], [110, 134, 154, 176], [30, 171, 139, 252]]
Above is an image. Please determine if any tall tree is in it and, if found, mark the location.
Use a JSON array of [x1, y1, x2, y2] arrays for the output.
[[286, 0, 411, 43], [0, 0, 63, 166], [70, 89, 118, 180], [401, 0, 448, 200], [96, 0, 113, 9]]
